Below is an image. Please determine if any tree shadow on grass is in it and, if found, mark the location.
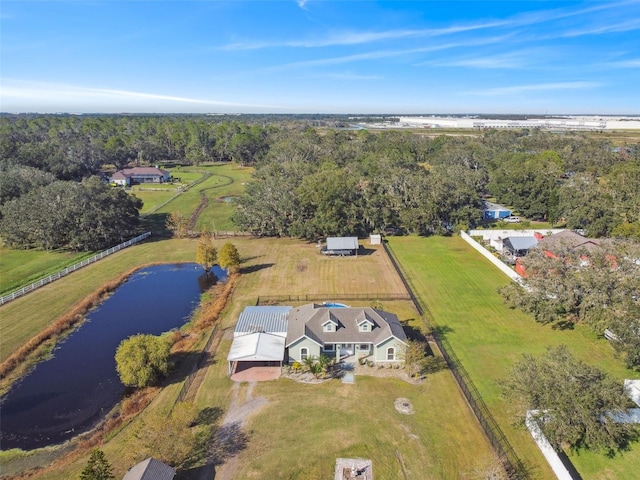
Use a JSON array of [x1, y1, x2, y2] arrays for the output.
[[552, 319, 575, 330], [240, 263, 274, 274], [210, 422, 249, 466], [163, 351, 205, 386], [432, 324, 454, 338]]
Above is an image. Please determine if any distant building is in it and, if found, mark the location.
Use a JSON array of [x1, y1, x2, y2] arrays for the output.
[[123, 458, 175, 480], [483, 201, 511, 220], [110, 167, 170, 185], [322, 237, 360, 256]]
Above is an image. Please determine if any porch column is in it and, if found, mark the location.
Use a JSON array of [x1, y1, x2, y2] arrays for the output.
[[336, 345, 341, 362]]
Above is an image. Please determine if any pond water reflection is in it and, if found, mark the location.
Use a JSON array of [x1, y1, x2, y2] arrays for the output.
[[0, 263, 225, 451]]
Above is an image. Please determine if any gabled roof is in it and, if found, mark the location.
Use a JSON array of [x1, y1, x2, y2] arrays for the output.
[[504, 236, 538, 251], [123, 458, 175, 480], [285, 304, 407, 347], [227, 332, 286, 362], [121, 167, 169, 177], [234, 306, 291, 336], [536, 230, 600, 252], [326, 237, 359, 250]]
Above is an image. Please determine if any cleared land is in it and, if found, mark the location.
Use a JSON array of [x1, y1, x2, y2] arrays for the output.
[[1, 237, 497, 479], [388, 235, 640, 480]]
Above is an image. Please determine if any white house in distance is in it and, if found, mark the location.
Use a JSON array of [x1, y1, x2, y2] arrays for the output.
[[109, 166, 170, 186], [227, 304, 408, 376]]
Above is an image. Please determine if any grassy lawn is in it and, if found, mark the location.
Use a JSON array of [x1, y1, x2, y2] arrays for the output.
[[2, 235, 498, 479], [195, 339, 495, 480], [154, 164, 254, 232], [0, 246, 92, 296], [388, 235, 640, 480]]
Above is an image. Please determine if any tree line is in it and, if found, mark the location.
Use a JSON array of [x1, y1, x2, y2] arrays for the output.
[[2, 114, 639, 250]]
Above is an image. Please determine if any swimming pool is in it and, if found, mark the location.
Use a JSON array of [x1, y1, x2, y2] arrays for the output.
[[322, 302, 349, 308]]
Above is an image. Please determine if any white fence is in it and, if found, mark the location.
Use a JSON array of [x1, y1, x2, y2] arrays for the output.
[[459, 231, 522, 283], [0, 232, 152, 306]]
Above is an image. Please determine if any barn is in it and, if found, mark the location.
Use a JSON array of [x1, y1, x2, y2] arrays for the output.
[[483, 201, 511, 220], [322, 237, 360, 256]]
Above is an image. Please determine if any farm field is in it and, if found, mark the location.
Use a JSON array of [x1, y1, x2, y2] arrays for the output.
[[2, 236, 497, 479], [388, 235, 640, 480], [0, 163, 253, 299], [153, 163, 254, 232]]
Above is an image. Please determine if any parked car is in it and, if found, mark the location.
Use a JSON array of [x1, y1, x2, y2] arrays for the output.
[[503, 216, 521, 223]]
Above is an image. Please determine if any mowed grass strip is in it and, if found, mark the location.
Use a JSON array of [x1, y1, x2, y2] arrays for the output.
[[199, 342, 495, 480], [0, 247, 90, 295], [388, 236, 640, 480]]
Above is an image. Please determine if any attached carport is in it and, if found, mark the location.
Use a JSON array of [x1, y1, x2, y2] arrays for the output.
[[227, 332, 286, 381]]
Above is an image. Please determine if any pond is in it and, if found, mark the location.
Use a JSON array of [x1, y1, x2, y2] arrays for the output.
[[0, 263, 225, 451]]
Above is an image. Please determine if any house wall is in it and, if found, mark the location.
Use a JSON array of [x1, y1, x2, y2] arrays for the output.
[[374, 337, 406, 362], [287, 337, 321, 363]]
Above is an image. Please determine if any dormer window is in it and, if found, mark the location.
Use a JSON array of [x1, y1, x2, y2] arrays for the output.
[[358, 319, 374, 332], [322, 320, 338, 332]]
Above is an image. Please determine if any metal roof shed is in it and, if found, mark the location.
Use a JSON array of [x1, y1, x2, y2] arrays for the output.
[[234, 306, 291, 337], [326, 237, 359, 250], [503, 236, 538, 256], [227, 332, 286, 375]]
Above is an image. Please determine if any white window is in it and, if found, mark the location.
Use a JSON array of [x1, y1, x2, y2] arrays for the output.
[[323, 323, 335, 332], [324, 344, 335, 351], [387, 347, 395, 361], [300, 347, 308, 360], [359, 323, 370, 332]]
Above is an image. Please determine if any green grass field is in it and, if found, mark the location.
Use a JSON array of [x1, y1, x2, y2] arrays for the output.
[[2, 236, 498, 479], [388, 235, 640, 480], [154, 164, 254, 232], [194, 339, 495, 480], [0, 247, 92, 296]]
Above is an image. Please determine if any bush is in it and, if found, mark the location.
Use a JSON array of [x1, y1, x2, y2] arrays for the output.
[[115, 334, 170, 387]]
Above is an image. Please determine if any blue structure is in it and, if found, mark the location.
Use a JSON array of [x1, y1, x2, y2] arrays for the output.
[[483, 201, 511, 220]]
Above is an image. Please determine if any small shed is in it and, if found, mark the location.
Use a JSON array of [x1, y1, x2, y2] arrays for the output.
[[227, 332, 286, 375], [503, 236, 538, 257], [123, 458, 175, 480], [369, 234, 381, 245], [323, 237, 359, 256], [483, 201, 511, 220]]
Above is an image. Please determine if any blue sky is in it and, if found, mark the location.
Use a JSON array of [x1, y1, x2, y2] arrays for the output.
[[1, 1, 639, 114]]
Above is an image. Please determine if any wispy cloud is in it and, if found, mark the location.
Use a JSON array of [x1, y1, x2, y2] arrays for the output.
[[562, 18, 640, 37], [0, 79, 287, 110], [296, 0, 309, 10], [268, 35, 512, 70], [417, 49, 538, 69], [471, 81, 602, 96], [218, 22, 508, 51], [606, 59, 640, 68], [219, 1, 626, 52], [313, 71, 382, 81]]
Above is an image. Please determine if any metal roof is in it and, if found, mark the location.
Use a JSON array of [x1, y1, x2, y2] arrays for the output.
[[123, 458, 176, 480], [326, 237, 359, 250], [504, 236, 538, 251], [483, 200, 510, 211], [234, 306, 291, 336], [227, 332, 286, 362]]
